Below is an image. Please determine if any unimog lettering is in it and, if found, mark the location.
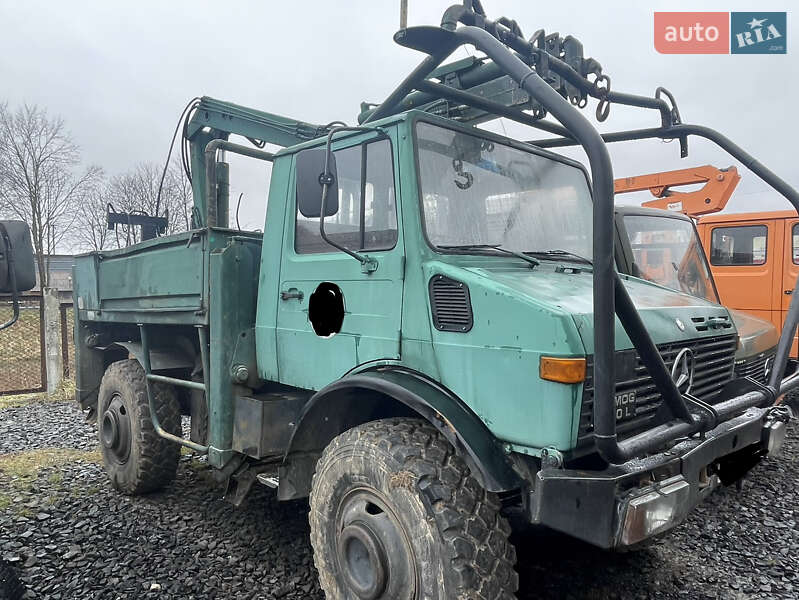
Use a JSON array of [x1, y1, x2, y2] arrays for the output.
[[614, 391, 636, 421]]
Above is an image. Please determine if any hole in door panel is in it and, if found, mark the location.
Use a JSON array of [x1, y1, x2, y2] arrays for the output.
[[309, 282, 345, 337]]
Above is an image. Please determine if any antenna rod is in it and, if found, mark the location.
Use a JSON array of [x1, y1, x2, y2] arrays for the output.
[[400, 0, 408, 29]]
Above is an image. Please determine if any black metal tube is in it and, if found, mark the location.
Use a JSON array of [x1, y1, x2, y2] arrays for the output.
[[204, 139, 275, 228], [778, 368, 799, 395], [451, 25, 625, 463], [614, 274, 693, 423], [531, 126, 668, 149], [360, 60, 508, 123], [604, 91, 672, 125], [670, 124, 799, 209], [365, 34, 672, 129], [146, 373, 206, 391], [713, 391, 769, 420], [534, 122, 799, 389], [364, 49, 456, 124], [445, 10, 674, 125], [770, 288, 799, 389], [318, 126, 383, 268], [367, 11, 799, 462], [617, 418, 699, 457], [139, 325, 208, 454], [622, 370, 799, 456], [416, 79, 573, 138]]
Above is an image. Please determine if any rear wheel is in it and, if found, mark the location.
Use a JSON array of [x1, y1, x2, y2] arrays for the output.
[[309, 418, 518, 599], [98, 359, 180, 494]]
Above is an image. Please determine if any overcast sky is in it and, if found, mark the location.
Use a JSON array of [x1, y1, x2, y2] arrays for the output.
[[1, 0, 796, 233]]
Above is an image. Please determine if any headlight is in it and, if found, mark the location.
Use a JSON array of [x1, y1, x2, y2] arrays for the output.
[[619, 476, 691, 546]]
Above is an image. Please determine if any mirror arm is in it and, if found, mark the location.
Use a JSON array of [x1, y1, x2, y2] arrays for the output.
[[0, 223, 21, 331], [319, 126, 386, 274]]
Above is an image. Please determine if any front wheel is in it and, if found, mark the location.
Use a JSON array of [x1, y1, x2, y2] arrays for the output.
[[309, 418, 518, 600]]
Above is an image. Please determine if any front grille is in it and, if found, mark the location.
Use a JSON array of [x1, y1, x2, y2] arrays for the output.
[[734, 349, 775, 384], [578, 334, 737, 446]]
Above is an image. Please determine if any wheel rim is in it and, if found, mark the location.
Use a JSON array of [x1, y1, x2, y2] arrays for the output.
[[100, 393, 131, 464], [335, 488, 418, 600]]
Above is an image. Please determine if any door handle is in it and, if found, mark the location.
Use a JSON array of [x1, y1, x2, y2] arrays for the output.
[[786, 290, 793, 296], [280, 289, 304, 301]]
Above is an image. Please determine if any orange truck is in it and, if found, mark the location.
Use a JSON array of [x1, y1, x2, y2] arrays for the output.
[[615, 165, 799, 357]]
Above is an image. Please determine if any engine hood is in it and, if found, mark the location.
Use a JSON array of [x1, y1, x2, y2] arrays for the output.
[[730, 309, 778, 359], [458, 262, 736, 354]]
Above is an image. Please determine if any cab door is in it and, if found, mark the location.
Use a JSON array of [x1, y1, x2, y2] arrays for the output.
[[705, 219, 781, 327], [275, 132, 404, 390], [781, 218, 799, 356]]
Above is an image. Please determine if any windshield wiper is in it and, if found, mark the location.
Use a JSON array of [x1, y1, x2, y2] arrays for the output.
[[527, 249, 592, 265], [438, 244, 540, 268]]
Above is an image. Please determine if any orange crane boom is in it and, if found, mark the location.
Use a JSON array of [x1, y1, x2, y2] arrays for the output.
[[614, 165, 741, 217]]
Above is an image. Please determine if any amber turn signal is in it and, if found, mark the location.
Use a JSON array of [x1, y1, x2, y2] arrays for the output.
[[540, 357, 586, 384]]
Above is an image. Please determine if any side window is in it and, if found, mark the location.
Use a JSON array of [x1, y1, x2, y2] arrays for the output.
[[793, 223, 799, 264], [295, 138, 397, 254], [710, 225, 767, 266]]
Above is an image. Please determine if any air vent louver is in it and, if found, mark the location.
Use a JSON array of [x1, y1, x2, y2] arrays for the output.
[[429, 275, 473, 332]]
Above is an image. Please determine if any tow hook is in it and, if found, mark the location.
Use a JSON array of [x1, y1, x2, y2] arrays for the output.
[[762, 405, 793, 456]]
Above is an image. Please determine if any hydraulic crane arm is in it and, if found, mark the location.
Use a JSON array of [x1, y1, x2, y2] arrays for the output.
[[184, 96, 335, 228], [614, 165, 741, 217]]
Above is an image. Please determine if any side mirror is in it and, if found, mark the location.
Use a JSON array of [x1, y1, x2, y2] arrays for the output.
[[296, 148, 339, 218], [0, 220, 36, 293]]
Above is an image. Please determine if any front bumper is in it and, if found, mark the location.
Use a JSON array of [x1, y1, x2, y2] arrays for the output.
[[527, 405, 791, 549]]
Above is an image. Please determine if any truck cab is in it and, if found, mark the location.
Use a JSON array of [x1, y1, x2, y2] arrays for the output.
[[614, 205, 779, 383], [697, 210, 799, 357]]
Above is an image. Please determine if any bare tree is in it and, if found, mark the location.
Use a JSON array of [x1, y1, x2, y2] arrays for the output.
[[104, 160, 191, 247], [0, 103, 101, 286], [72, 182, 112, 251], [167, 160, 193, 232]]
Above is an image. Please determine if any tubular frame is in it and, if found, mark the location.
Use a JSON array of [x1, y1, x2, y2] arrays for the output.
[[363, 8, 799, 462]]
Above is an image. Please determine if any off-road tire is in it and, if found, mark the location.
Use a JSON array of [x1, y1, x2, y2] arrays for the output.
[[98, 359, 181, 495], [0, 559, 24, 600], [309, 418, 518, 599]]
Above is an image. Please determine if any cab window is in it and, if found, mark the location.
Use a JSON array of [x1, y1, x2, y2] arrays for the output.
[[295, 138, 397, 254], [792, 223, 799, 264], [623, 215, 718, 303], [710, 225, 767, 266]]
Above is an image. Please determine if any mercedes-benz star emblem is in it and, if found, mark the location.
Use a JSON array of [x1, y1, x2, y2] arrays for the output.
[[764, 356, 774, 383], [671, 347, 695, 394]]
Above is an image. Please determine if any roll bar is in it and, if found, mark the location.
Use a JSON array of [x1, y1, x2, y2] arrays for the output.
[[364, 1, 799, 463]]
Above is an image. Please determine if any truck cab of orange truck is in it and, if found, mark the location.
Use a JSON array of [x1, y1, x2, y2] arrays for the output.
[[615, 205, 779, 383], [697, 210, 799, 357], [613, 164, 796, 361]]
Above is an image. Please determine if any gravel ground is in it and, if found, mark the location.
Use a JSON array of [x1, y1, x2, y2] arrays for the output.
[[1, 399, 798, 599]]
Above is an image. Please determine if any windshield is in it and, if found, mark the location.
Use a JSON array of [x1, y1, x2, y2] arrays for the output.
[[415, 122, 594, 259], [622, 215, 719, 303]]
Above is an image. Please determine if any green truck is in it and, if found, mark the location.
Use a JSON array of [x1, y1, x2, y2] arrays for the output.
[[71, 3, 799, 598]]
